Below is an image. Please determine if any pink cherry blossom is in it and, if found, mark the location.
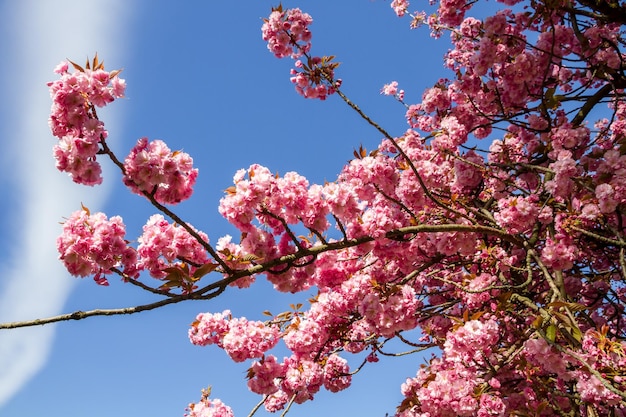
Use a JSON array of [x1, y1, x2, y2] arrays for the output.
[[247, 355, 284, 395], [221, 317, 280, 362], [280, 355, 324, 404], [189, 310, 280, 362], [185, 389, 233, 417], [323, 354, 351, 393], [390, 0, 410, 17], [261, 7, 312, 59], [48, 60, 125, 185], [290, 57, 340, 100], [137, 214, 209, 281], [123, 138, 198, 205], [381, 81, 405, 101], [57, 207, 138, 285]]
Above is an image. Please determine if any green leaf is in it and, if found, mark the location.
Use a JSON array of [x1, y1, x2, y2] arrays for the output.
[[546, 324, 557, 343]]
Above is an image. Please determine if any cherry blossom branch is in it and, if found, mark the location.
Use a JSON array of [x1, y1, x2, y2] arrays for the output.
[[0, 222, 517, 330], [570, 226, 626, 248], [99, 139, 234, 275], [557, 343, 626, 402], [332, 86, 477, 225], [526, 247, 563, 303], [571, 83, 616, 126], [226, 222, 519, 278]]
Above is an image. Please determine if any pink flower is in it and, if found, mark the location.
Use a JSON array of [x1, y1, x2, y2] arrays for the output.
[[381, 81, 399, 96], [443, 318, 500, 364], [540, 238, 577, 271], [494, 195, 540, 234], [189, 310, 280, 362], [453, 150, 484, 191], [283, 317, 326, 355], [48, 61, 125, 185], [222, 317, 280, 362], [381, 81, 405, 100], [359, 284, 420, 337], [390, 0, 410, 17], [323, 354, 351, 392], [289, 57, 340, 100], [189, 310, 231, 347], [281, 355, 324, 403], [478, 393, 507, 416], [57, 208, 138, 285], [401, 358, 480, 416], [595, 183, 619, 213], [185, 391, 233, 417], [247, 355, 284, 395], [123, 138, 198, 204], [262, 8, 313, 59], [137, 214, 208, 280]]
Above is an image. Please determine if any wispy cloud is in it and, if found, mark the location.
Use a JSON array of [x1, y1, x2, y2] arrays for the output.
[[0, 0, 133, 406]]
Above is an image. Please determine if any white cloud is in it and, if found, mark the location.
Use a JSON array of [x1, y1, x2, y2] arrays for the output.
[[0, 0, 133, 406]]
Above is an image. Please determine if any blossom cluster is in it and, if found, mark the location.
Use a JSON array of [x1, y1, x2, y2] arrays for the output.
[[290, 56, 341, 100], [123, 138, 198, 205], [137, 214, 209, 280], [397, 319, 502, 416], [57, 209, 213, 291], [261, 7, 312, 58], [189, 310, 280, 362], [262, 6, 340, 99], [57, 207, 138, 285], [390, 0, 410, 17], [381, 80, 405, 101], [189, 308, 353, 412], [185, 388, 233, 417], [48, 60, 125, 185]]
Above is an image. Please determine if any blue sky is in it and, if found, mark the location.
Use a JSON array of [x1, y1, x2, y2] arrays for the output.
[[0, 1, 453, 416]]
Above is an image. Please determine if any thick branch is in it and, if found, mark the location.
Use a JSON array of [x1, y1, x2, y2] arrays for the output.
[[575, 0, 626, 24], [571, 83, 614, 127]]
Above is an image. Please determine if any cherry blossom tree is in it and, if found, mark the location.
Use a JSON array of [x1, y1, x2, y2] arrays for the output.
[[2, 0, 626, 415]]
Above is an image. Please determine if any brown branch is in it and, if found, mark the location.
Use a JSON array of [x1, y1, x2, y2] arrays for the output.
[[571, 226, 626, 247], [575, 0, 626, 25], [0, 292, 199, 329], [332, 87, 477, 224], [571, 83, 615, 127], [1, 222, 516, 330]]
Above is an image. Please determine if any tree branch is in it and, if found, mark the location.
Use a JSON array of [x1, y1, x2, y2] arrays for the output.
[[1, 222, 516, 330], [0, 292, 198, 329]]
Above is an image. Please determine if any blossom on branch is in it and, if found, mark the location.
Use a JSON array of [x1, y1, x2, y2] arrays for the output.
[[261, 6, 312, 59], [57, 206, 138, 285], [123, 138, 198, 205], [43, 0, 626, 415], [47, 57, 125, 185]]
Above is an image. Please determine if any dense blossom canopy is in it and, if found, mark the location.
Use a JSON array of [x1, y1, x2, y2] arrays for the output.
[[33, 1, 626, 416]]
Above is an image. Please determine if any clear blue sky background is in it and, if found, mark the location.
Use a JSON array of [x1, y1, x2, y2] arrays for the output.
[[0, 1, 456, 416]]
